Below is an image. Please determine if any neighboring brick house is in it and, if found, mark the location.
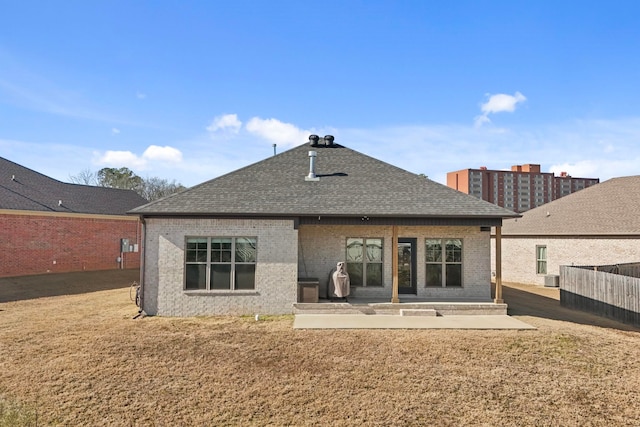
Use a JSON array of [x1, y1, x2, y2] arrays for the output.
[[492, 176, 640, 285], [131, 136, 519, 317], [0, 156, 147, 278]]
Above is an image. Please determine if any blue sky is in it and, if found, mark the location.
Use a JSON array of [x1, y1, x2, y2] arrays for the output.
[[2, 1, 640, 187]]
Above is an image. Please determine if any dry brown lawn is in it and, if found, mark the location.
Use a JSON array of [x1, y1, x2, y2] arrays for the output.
[[1, 270, 639, 426]]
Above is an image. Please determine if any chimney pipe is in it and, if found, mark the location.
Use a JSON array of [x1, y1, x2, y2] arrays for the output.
[[305, 151, 320, 181]]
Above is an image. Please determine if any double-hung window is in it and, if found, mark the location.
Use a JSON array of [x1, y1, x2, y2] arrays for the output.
[[425, 239, 463, 287], [536, 245, 547, 275], [185, 237, 256, 290], [346, 238, 383, 287]]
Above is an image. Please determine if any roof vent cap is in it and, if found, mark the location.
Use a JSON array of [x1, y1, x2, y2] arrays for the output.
[[305, 150, 320, 182], [324, 135, 334, 146], [309, 134, 320, 147]]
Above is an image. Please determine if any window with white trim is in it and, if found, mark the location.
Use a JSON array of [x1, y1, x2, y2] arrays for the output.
[[425, 239, 463, 287], [346, 238, 383, 287], [536, 245, 547, 275], [185, 237, 256, 290]]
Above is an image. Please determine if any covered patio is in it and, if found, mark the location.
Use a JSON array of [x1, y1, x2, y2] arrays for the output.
[[296, 223, 509, 305], [292, 224, 516, 328]]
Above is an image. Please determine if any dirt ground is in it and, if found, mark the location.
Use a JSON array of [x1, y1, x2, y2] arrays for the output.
[[1, 270, 639, 426]]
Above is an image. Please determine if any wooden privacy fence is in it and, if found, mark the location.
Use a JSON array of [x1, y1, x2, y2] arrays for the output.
[[560, 263, 640, 327]]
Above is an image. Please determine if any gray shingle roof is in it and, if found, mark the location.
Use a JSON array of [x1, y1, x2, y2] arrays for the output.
[[501, 175, 640, 235], [131, 142, 518, 219], [0, 157, 148, 215]]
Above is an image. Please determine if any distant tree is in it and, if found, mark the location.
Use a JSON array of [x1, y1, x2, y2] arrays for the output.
[[69, 168, 98, 185], [69, 167, 187, 201], [96, 167, 144, 192], [140, 177, 186, 201]]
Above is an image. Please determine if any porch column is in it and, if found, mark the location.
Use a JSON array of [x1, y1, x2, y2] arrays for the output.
[[391, 225, 399, 303], [494, 225, 504, 304]]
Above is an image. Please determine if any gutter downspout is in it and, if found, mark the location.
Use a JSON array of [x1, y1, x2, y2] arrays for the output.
[[135, 215, 147, 318]]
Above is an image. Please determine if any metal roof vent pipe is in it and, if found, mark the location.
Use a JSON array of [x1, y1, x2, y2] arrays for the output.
[[309, 134, 320, 147], [305, 150, 320, 182], [324, 135, 334, 146]]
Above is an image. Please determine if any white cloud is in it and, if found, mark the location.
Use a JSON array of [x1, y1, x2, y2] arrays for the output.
[[142, 145, 183, 162], [111, 128, 120, 135], [95, 150, 147, 169], [206, 113, 242, 134], [481, 92, 526, 114], [136, 91, 146, 100], [473, 114, 491, 127], [245, 117, 310, 147], [475, 91, 527, 127], [94, 145, 183, 171]]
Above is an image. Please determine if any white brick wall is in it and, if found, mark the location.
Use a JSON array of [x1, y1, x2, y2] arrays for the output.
[[143, 218, 298, 316], [491, 236, 640, 285], [143, 220, 494, 316], [299, 225, 492, 301]]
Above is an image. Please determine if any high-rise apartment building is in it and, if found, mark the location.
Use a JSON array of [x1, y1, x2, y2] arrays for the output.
[[446, 164, 599, 213]]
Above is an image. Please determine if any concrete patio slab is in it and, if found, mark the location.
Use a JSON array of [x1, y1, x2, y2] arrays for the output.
[[293, 314, 536, 330]]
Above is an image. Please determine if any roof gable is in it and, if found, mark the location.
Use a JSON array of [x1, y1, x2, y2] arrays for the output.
[[0, 157, 148, 215], [132, 142, 517, 219], [501, 175, 640, 235]]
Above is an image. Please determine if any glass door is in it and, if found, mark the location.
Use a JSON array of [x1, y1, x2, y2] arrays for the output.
[[398, 238, 417, 294]]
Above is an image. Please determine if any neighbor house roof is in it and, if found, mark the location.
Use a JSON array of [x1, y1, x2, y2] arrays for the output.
[[131, 141, 518, 222], [0, 157, 148, 215], [501, 175, 640, 236]]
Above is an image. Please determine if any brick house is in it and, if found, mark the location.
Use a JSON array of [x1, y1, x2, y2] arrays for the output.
[[492, 176, 640, 285], [0, 157, 147, 278], [131, 136, 519, 316]]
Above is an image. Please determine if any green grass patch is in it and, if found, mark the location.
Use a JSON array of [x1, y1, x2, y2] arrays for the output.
[[0, 396, 37, 427]]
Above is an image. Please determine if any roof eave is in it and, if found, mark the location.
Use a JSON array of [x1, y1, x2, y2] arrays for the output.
[[130, 210, 518, 219], [130, 212, 514, 228], [498, 232, 640, 238]]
